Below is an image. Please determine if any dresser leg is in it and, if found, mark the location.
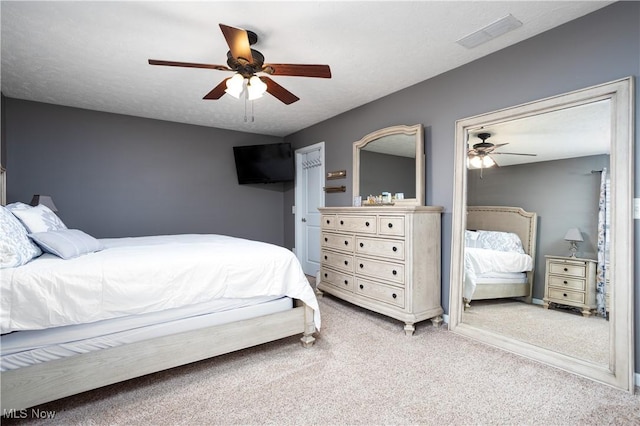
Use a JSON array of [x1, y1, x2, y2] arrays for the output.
[[403, 323, 415, 336], [430, 316, 443, 327], [581, 309, 593, 317]]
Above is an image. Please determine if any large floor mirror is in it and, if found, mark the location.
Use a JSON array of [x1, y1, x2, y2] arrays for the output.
[[449, 77, 635, 392]]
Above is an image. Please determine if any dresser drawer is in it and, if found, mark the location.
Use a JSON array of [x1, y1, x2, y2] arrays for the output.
[[355, 278, 405, 308], [548, 276, 587, 291], [378, 216, 405, 237], [548, 288, 585, 305], [321, 267, 354, 293], [321, 214, 337, 230], [336, 215, 377, 234], [322, 249, 354, 273], [322, 232, 354, 252], [356, 237, 405, 260], [355, 257, 404, 285], [548, 261, 586, 278]]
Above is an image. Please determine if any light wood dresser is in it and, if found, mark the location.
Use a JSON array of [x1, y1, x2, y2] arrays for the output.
[[317, 206, 443, 335], [543, 255, 597, 317]]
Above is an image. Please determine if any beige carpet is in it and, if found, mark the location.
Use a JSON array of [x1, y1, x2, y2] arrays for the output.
[[462, 299, 610, 365], [4, 295, 639, 425]]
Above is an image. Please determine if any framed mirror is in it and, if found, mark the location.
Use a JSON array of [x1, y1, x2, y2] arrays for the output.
[[449, 77, 634, 392], [353, 124, 425, 206]]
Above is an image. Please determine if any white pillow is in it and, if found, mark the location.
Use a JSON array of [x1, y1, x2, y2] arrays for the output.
[[465, 230, 479, 248], [11, 204, 68, 233], [5, 202, 33, 212], [475, 230, 526, 254], [29, 229, 103, 260], [0, 206, 42, 268]]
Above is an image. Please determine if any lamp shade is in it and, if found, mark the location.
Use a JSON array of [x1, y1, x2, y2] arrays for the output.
[[225, 73, 245, 99], [30, 195, 58, 212], [564, 227, 583, 242]]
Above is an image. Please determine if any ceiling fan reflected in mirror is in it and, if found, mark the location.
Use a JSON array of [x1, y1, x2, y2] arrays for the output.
[[148, 24, 331, 105], [467, 132, 536, 177]]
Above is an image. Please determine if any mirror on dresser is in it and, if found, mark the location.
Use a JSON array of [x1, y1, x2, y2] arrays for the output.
[[449, 78, 634, 392], [353, 124, 425, 206]]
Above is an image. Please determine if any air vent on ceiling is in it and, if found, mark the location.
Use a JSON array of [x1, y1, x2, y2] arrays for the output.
[[456, 14, 523, 49]]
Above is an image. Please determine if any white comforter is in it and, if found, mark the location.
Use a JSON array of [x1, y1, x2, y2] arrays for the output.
[[1, 234, 320, 333], [464, 247, 533, 301]]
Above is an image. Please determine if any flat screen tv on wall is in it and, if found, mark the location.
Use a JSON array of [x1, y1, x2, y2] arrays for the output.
[[233, 142, 295, 184]]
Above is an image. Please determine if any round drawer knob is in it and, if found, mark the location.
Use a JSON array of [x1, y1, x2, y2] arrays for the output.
[[340, 220, 344, 225], [365, 221, 370, 227], [344, 260, 349, 265], [392, 246, 397, 252], [360, 242, 364, 248], [359, 284, 364, 289], [344, 280, 348, 285], [359, 264, 364, 269], [324, 255, 327, 260], [388, 223, 393, 228], [563, 280, 568, 284], [326, 220, 330, 224], [392, 270, 397, 275], [344, 241, 349, 246], [564, 268, 568, 272], [324, 273, 328, 278], [563, 293, 568, 297], [392, 293, 397, 299], [324, 237, 328, 242]]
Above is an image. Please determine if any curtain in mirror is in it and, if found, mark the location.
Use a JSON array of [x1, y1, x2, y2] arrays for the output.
[[596, 167, 610, 317]]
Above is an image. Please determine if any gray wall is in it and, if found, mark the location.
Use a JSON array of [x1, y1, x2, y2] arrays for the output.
[[5, 99, 287, 245], [467, 155, 609, 300], [284, 2, 639, 371]]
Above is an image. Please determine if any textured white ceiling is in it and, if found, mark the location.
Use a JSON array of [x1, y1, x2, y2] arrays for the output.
[[471, 99, 611, 167], [1, 1, 612, 137]]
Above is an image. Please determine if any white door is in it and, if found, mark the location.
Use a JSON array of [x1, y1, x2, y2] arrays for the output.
[[295, 142, 325, 276]]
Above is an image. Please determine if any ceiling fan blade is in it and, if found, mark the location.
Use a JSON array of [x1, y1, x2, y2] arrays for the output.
[[203, 78, 230, 100], [219, 24, 254, 63], [149, 59, 231, 71], [494, 143, 509, 148], [261, 76, 300, 105], [262, 64, 332, 78], [492, 152, 537, 156]]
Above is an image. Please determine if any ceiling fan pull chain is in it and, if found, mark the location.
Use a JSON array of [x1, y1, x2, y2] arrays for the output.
[[244, 96, 248, 122]]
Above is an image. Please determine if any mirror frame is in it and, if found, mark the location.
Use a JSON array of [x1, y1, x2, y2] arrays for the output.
[[353, 124, 425, 206], [449, 77, 635, 392]]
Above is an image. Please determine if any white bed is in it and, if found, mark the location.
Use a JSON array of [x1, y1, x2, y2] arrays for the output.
[[464, 206, 537, 308], [1, 220, 320, 411]]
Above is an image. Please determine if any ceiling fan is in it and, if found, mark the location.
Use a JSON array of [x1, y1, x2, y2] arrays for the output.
[[468, 132, 536, 177], [148, 24, 331, 105]]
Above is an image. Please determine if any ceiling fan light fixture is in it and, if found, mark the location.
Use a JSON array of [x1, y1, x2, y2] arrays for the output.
[[225, 73, 245, 99], [247, 76, 267, 100], [469, 156, 483, 168], [482, 156, 495, 167]]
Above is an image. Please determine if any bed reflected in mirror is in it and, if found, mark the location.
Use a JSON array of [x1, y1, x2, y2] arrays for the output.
[[449, 77, 634, 392]]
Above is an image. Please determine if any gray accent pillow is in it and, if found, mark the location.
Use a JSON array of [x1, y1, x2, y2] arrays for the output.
[[29, 229, 103, 259]]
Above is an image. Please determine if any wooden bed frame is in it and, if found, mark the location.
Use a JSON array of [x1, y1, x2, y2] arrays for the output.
[[465, 206, 538, 307], [1, 300, 316, 411]]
